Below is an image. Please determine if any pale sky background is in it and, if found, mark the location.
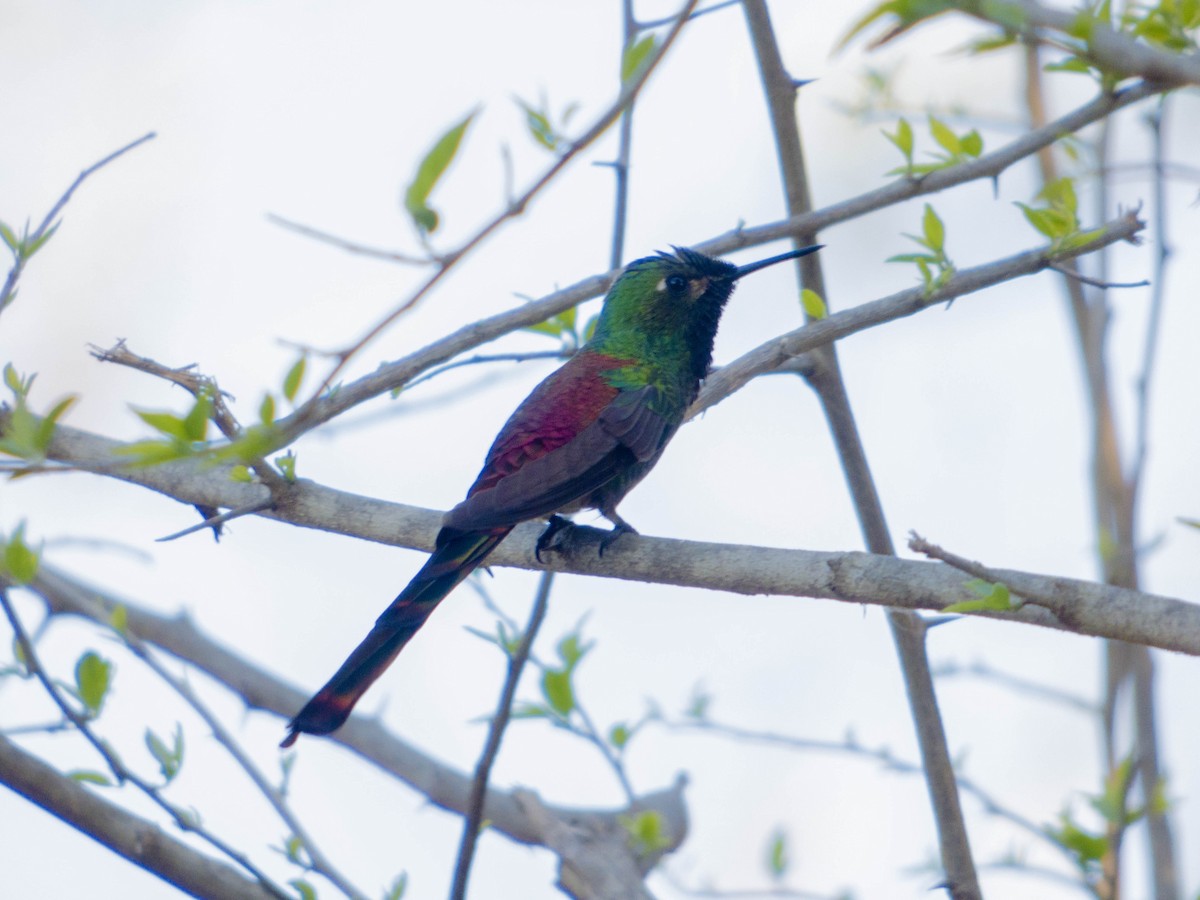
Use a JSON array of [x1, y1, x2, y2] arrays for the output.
[[1, 2, 1198, 898]]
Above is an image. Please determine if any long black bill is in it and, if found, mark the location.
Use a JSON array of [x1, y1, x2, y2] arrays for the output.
[[733, 243, 823, 280]]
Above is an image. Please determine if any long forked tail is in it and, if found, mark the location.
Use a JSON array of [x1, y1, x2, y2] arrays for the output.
[[281, 525, 511, 747]]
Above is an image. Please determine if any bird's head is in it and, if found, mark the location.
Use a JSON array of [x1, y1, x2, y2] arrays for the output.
[[590, 244, 821, 379]]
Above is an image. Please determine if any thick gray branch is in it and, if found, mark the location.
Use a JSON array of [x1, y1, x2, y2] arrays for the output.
[[0, 732, 280, 900], [25, 564, 690, 859], [963, 0, 1200, 87], [26, 429, 1200, 655]]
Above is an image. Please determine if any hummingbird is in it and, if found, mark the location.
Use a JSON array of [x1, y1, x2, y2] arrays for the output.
[[281, 243, 821, 747]]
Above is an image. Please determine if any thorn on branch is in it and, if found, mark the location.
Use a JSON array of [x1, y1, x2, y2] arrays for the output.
[[1048, 263, 1150, 290], [156, 498, 273, 543]]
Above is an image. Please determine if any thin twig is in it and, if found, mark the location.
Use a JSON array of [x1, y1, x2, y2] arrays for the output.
[[403, 349, 566, 392], [1046, 263, 1149, 290], [266, 213, 431, 264], [155, 497, 273, 542], [0, 585, 293, 898], [662, 716, 1076, 869], [450, 570, 554, 900], [930, 659, 1098, 716], [88, 340, 288, 490], [120, 629, 369, 900], [0, 133, 156, 314], [258, 82, 1161, 451], [1130, 97, 1170, 500], [302, 0, 701, 406]]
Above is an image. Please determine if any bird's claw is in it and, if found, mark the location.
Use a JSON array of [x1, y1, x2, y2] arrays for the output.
[[598, 521, 637, 557], [535, 515, 574, 563], [535, 516, 638, 560]]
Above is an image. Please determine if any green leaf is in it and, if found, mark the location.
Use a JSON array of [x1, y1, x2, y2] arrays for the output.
[[942, 579, 1013, 613], [686, 684, 711, 720], [609, 722, 630, 749], [928, 115, 961, 156], [258, 393, 276, 427], [145, 724, 184, 782], [282, 356, 306, 403], [960, 129, 983, 157], [515, 97, 558, 152], [284, 834, 306, 864], [1044, 56, 1094, 74], [37, 395, 76, 452], [404, 110, 477, 235], [384, 872, 409, 900], [3, 522, 40, 584], [557, 631, 590, 668], [968, 33, 1019, 54], [1015, 202, 1071, 240], [68, 770, 113, 786], [766, 827, 789, 881], [275, 451, 297, 483], [0, 221, 18, 253], [181, 392, 211, 443], [541, 668, 574, 716], [620, 809, 672, 855], [289, 879, 317, 900], [510, 702, 551, 719], [1050, 816, 1107, 864], [921, 204, 945, 252], [75, 651, 112, 715], [113, 439, 193, 466], [1039, 177, 1078, 215], [110, 604, 129, 637], [883, 117, 914, 162], [800, 288, 827, 320], [3, 362, 22, 395], [25, 221, 60, 259], [229, 464, 253, 483], [134, 409, 189, 441], [621, 34, 658, 84]]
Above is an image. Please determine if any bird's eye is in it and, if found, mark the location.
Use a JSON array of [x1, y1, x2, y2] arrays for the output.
[[665, 274, 687, 293]]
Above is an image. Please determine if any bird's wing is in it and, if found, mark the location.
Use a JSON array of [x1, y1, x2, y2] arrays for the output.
[[443, 357, 670, 531]]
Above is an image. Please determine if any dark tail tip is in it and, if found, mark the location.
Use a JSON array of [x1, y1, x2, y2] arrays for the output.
[[280, 692, 355, 748]]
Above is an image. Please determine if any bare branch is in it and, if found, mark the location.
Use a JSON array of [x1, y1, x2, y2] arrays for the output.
[[154, 498, 273, 543], [26, 562, 691, 857], [1, 133, 156, 315], [692, 212, 1144, 418], [0, 585, 292, 897], [1046, 263, 1149, 290], [964, 0, 1200, 87], [254, 81, 1161, 448], [451, 571, 553, 900], [0, 733, 283, 900], [300, 0, 702, 403], [266, 213, 431, 265]]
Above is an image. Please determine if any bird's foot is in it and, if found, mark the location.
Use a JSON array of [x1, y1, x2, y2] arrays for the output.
[[598, 520, 637, 557], [535, 515, 575, 563]]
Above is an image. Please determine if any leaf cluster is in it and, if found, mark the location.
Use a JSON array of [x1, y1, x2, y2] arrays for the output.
[[1015, 177, 1103, 251], [0, 364, 76, 463], [884, 115, 983, 177], [887, 203, 955, 295]]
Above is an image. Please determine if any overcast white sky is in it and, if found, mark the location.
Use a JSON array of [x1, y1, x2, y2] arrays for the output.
[[2, 2, 1197, 898]]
